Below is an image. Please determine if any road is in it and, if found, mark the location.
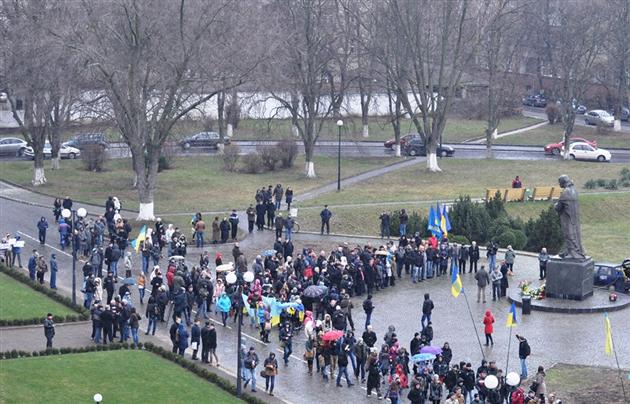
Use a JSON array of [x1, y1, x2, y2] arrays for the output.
[[522, 106, 630, 132]]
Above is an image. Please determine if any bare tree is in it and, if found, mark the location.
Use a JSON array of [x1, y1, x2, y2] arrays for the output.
[[606, 0, 630, 131], [70, 0, 256, 219]]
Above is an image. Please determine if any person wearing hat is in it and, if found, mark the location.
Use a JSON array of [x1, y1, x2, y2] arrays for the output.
[[49, 254, 58, 289], [243, 346, 259, 392], [263, 352, 279, 396], [43, 313, 55, 348]]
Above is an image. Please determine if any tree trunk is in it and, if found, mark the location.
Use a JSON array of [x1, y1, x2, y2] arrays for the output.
[[304, 141, 316, 178], [485, 127, 497, 159], [305, 161, 316, 178], [562, 108, 576, 160], [227, 123, 233, 138], [217, 90, 226, 140], [133, 147, 159, 221], [362, 123, 369, 138], [426, 151, 441, 172], [292, 125, 300, 137], [51, 156, 61, 170], [394, 143, 401, 157], [32, 155, 47, 185], [613, 119, 622, 132]]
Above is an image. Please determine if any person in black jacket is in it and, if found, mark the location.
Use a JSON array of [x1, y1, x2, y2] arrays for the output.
[[469, 241, 480, 273], [101, 305, 114, 344], [517, 334, 531, 378], [407, 381, 425, 404], [362, 295, 374, 330], [190, 319, 201, 360], [169, 317, 181, 353], [255, 202, 266, 231], [459, 245, 469, 273], [421, 293, 434, 330], [362, 325, 377, 348]]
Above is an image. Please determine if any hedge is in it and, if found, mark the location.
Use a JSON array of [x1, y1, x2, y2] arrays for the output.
[[0, 342, 266, 404], [0, 264, 89, 326]]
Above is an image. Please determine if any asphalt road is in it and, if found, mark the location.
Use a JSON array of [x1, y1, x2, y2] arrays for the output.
[[522, 106, 630, 132]]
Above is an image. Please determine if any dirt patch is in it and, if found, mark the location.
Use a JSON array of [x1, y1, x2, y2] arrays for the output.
[[546, 363, 630, 403]]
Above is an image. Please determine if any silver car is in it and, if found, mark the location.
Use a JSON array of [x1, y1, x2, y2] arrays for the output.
[[584, 109, 614, 127], [0, 137, 28, 156], [23, 141, 81, 159]]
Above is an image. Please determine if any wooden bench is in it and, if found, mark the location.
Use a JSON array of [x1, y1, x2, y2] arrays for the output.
[[550, 186, 562, 200], [504, 188, 526, 202], [485, 188, 506, 201], [531, 186, 554, 201]]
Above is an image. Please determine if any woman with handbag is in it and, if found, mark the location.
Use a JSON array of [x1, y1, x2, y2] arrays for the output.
[[263, 352, 278, 396]]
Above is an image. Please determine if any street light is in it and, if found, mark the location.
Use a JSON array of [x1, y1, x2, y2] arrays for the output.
[[93, 393, 102, 403], [336, 120, 343, 191], [62, 207, 87, 305], [226, 270, 254, 397]]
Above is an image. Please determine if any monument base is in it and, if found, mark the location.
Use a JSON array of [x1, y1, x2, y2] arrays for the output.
[[546, 257, 594, 301]]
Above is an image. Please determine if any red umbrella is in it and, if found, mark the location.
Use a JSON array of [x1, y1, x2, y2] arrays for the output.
[[322, 330, 344, 342]]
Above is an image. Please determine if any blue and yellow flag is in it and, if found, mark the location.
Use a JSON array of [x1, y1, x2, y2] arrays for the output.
[[451, 260, 463, 297], [441, 204, 452, 237], [506, 302, 518, 327], [428, 206, 441, 237], [604, 313, 613, 356], [132, 225, 147, 253]]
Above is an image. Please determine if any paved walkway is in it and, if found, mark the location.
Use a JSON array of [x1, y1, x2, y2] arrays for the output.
[[468, 121, 549, 144]]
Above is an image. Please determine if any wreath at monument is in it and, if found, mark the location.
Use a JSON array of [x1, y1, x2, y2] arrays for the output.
[[518, 280, 546, 300]]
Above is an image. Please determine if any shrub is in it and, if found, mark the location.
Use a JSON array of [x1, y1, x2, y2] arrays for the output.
[[584, 179, 598, 189], [620, 168, 630, 182], [81, 144, 108, 172], [221, 144, 240, 172], [388, 210, 429, 237], [485, 191, 506, 219], [450, 196, 491, 243], [241, 152, 264, 174], [524, 206, 563, 254], [258, 145, 280, 171], [276, 138, 299, 168], [596, 122, 611, 135], [545, 104, 562, 124], [596, 178, 607, 187], [604, 179, 618, 190], [158, 143, 176, 172], [451, 99, 487, 120], [449, 234, 470, 245]]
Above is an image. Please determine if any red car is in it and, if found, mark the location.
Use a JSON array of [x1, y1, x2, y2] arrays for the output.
[[383, 133, 420, 149], [544, 137, 597, 155]]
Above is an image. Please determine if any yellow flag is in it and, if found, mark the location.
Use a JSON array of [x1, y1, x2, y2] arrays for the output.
[[604, 313, 613, 356]]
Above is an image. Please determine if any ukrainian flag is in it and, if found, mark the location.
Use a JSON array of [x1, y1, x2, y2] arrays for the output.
[[451, 260, 463, 297], [506, 302, 518, 327], [604, 313, 613, 356], [132, 225, 147, 253], [441, 204, 452, 237]]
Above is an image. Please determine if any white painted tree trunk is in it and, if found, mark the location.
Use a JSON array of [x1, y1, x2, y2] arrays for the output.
[[216, 143, 225, 154], [292, 125, 299, 137], [491, 128, 498, 139], [137, 202, 155, 221], [32, 167, 47, 186], [51, 156, 60, 170], [362, 124, 369, 138], [133, 173, 138, 188], [227, 123, 233, 138], [394, 144, 401, 157], [305, 161, 316, 178], [426, 152, 442, 172], [614, 119, 621, 132]]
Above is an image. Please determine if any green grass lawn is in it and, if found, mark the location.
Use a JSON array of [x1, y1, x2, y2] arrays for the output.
[[231, 116, 541, 143], [0, 155, 390, 214], [495, 122, 630, 148], [0, 272, 76, 321], [0, 350, 241, 403]]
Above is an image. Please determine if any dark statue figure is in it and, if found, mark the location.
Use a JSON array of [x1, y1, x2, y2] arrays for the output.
[[554, 175, 585, 259]]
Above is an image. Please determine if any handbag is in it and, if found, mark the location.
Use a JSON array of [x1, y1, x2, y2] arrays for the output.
[[260, 370, 267, 378], [264, 321, 272, 331]]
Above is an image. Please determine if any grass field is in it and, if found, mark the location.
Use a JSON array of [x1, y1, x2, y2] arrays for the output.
[[495, 122, 630, 148], [0, 350, 241, 403], [0, 155, 390, 214], [232, 116, 541, 143], [0, 272, 75, 321], [545, 364, 630, 404]]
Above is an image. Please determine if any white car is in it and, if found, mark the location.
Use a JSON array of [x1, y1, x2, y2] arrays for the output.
[[584, 109, 614, 127], [23, 142, 81, 159], [568, 142, 611, 162]]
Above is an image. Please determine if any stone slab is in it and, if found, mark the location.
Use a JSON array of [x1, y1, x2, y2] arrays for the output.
[[546, 257, 594, 301], [508, 288, 630, 314]]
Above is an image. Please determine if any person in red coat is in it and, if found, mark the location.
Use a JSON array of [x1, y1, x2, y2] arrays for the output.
[[483, 310, 495, 346]]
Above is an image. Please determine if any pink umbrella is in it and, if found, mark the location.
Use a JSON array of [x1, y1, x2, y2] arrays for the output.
[[322, 330, 344, 342], [420, 346, 442, 355]]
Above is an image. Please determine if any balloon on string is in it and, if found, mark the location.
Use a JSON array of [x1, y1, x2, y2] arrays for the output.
[[485, 374, 499, 389], [506, 372, 520, 386]]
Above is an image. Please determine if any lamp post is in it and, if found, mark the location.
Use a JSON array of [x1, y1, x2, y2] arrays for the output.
[[61, 207, 87, 305], [336, 120, 343, 191], [226, 270, 254, 397]]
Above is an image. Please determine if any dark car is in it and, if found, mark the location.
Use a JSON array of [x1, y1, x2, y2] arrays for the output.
[[593, 260, 630, 293], [522, 95, 547, 108], [383, 133, 420, 149], [403, 138, 454, 157], [179, 131, 230, 149], [64, 133, 109, 150]]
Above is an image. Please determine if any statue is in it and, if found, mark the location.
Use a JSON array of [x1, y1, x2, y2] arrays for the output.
[[554, 175, 585, 259]]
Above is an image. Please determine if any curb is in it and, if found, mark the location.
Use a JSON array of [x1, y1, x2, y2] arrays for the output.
[[0, 321, 91, 331]]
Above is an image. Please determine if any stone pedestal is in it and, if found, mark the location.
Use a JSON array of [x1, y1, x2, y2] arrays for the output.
[[546, 258, 594, 301]]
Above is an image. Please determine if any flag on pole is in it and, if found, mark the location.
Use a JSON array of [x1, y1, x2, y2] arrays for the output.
[[440, 204, 451, 238], [132, 225, 148, 253], [506, 302, 518, 327], [428, 206, 441, 238], [451, 260, 463, 297], [604, 312, 613, 356]]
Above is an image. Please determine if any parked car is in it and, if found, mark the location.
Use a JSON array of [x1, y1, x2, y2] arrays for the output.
[[0, 137, 28, 156], [403, 138, 455, 157], [522, 94, 547, 108], [621, 107, 629, 122], [383, 133, 420, 149], [23, 142, 81, 159], [178, 131, 229, 149], [64, 133, 109, 150], [584, 109, 614, 127], [544, 137, 597, 155], [568, 142, 611, 162], [593, 260, 630, 293], [574, 104, 587, 114]]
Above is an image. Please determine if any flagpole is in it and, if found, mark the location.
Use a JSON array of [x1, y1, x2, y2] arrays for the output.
[[506, 325, 513, 374], [462, 289, 485, 360]]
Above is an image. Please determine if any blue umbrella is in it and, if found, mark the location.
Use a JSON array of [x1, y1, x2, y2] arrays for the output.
[[411, 353, 436, 363], [262, 249, 277, 257]]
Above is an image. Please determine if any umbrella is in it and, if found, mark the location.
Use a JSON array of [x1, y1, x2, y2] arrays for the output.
[[420, 346, 442, 355], [123, 277, 136, 285], [411, 353, 436, 363], [216, 263, 235, 272], [374, 250, 388, 256], [322, 330, 344, 342], [303, 285, 328, 299], [262, 249, 277, 257], [169, 255, 185, 261]]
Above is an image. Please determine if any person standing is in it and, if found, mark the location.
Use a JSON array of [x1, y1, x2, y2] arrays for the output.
[[274, 213, 285, 240], [538, 247, 549, 280], [421, 293, 434, 330], [246, 204, 256, 233], [475, 265, 491, 303], [243, 346, 259, 392], [36, 256, 48, 285], [483, 310, 495, 346], [284, 214, 295, 241], [379, 211, 391, 239], [263, 352, 279, 396], [279, 322, 293, 365], [273, 183, 284, 211], [486, 241, 498, 271], [336, 339, 355, 387], [47, 254, 58, 289], [190, 319, 201, 360], [490, 266, 503, 301], [37, 217, 49, 245], [266, 202, 275, 229], [459, 244, 469, 274], [504, 245, 516, 275], [534, 366, 547, 403], [229, 209, 239, 241], [320, 205, 332, 235], [398, 209, 409, 236], [177, 321, 189, 356], [255, 202, 266, 231], [516, 334, 531, 379], [469, 241, 480, 273], [43, 313, 55, 348], [362, 295, 374, 330], [129, 307, 141, 348], [11, 237, 24, 269], [194, 216, 206, 248], [219, 217, 230, 243], [285, 187, 294, 210], [211, 216, 220, 244], [145, 296, 158, 335]]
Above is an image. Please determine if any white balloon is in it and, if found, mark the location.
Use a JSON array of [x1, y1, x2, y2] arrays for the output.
[[77, 207, 87, 218], [243, 271, 254, 283], [506, 371, 520, 386], [225, 271, 237, 285], [93, 393, 103, 403], [485, 374, 499, 389], [61, 208, 72, 219]]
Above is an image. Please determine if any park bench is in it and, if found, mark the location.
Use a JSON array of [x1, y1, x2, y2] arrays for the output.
[[504, 188, 526, 202], [529, 186, 563, 201], [485, 188, 506, 201]]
